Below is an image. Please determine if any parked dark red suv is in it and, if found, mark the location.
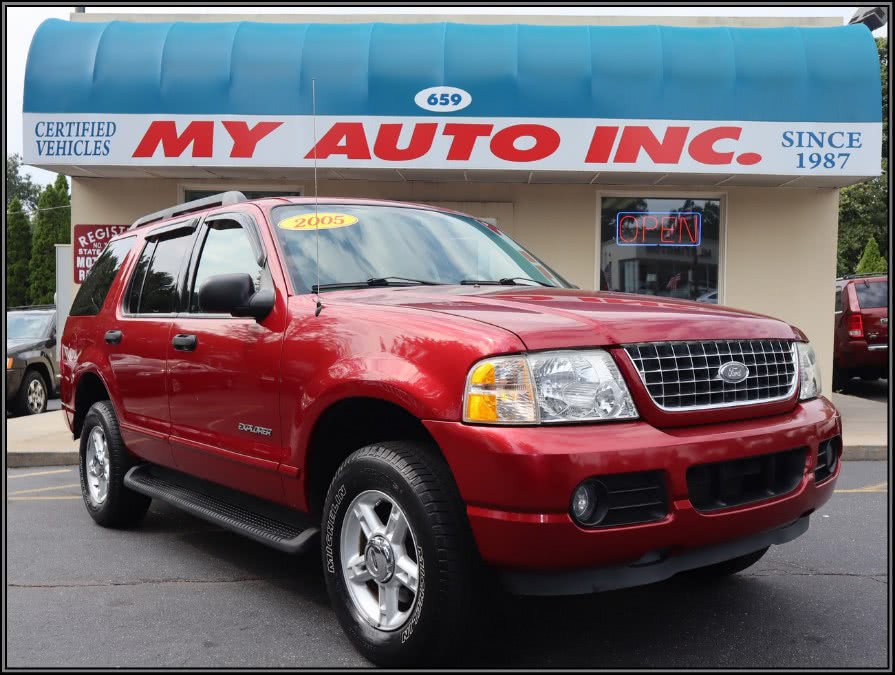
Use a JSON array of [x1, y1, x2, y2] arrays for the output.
[[833, 274, 889, 389], [62, 192, 841, 665]]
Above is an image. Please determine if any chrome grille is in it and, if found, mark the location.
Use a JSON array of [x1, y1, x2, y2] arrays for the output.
[[624, 340, 798, 411]]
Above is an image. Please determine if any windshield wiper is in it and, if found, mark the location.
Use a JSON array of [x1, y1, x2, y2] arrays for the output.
[[312, 277, 442, 292], [460, 277, 555, 287]]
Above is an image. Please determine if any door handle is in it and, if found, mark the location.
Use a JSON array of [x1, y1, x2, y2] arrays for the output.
[[104, 330, 123, 345], [172, 334, 198, 351]]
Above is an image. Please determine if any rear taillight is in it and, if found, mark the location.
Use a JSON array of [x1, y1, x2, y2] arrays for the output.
[[847, 313, 864, 338]]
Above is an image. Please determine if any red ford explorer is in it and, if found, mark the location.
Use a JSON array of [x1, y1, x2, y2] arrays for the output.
[[833, 274, 888, 390], [62, 193, 841, 666]]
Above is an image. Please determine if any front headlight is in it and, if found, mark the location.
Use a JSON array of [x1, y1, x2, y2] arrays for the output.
[[796, 342, 822, 400], [463, 350, 638, 424], [6, 357, 14, 370]]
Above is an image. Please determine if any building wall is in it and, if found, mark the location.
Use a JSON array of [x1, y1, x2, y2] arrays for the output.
[[71, 177, 839, 392]]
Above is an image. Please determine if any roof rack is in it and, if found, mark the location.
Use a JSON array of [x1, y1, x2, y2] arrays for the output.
[[129, 191, 247, 230], [837, 272, 888, 281]]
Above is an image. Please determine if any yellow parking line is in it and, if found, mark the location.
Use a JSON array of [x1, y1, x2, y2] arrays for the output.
[[9, 483, 81, 496], [835, 481, 888, 493], [7, 468, 74, 480], [7, 496, 82, 501]]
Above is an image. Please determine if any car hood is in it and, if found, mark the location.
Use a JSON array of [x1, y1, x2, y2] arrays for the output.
[[335, 286, 805, 350], [6, 338, 46, 355]]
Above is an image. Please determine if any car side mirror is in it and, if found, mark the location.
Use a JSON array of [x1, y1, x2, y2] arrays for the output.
[[198, 273, 275, 322]]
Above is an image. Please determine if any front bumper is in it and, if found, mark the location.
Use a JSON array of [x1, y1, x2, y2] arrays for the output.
[[424, 397, 840, 578], [6, 368, 24, 400], [502, 514, 809, 596]]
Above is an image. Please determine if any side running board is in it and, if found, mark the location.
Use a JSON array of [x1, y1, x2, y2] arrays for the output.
[[124, 464, 319, 554]]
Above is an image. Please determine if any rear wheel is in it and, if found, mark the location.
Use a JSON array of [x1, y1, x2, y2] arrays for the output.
[[321, 441, 480, 666], [832, 367, 850, 391], [15, 370, 48, 416], [78, 400, 151, 528], [684, 546, 769, 580]]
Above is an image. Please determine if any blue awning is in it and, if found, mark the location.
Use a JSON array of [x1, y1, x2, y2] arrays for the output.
[[25, 19, 881, 123]]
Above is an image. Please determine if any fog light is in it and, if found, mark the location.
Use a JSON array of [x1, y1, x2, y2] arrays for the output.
[[571, 483, 596, 522]]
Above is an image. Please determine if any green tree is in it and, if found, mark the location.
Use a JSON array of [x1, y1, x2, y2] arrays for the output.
[[878, 37, 888, 159], [837, 37, 889, 277], [6, 154, 41, 210], [28, 174, 71, 304], [6, 196, 33, 306], [837, 165, 889, 276], [855, 236, 888, 274]]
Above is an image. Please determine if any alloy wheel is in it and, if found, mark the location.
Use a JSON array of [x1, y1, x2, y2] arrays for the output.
[[26, 378, 46, 414], [340, 489, 420, 631], [85, 426, 110, 505]]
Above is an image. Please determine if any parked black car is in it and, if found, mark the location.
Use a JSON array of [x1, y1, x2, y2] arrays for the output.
[[6, 305, 59, 415]]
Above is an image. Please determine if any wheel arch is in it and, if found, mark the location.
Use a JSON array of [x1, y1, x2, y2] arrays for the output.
[[303, 396, 445, 518], [72, 369, 113, 438]]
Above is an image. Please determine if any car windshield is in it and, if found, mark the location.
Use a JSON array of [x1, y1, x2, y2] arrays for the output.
[[7, 311, 53, 340], [855, 280, 888, 309], [270, 204, 571, 293]]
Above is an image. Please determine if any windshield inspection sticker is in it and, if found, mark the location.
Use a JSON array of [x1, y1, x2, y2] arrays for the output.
[[278, 213, 358, 231]]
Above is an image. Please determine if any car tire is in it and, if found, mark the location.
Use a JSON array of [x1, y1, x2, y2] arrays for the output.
[[683, 546, 769, 580], [321, 441, 481, 667], [15, 369, 48, 416], [832, 367, 849, 392], [78, 400, 151, 528]]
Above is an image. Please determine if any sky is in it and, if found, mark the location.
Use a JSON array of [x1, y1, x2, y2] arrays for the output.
[[6, 5, 886, 187]]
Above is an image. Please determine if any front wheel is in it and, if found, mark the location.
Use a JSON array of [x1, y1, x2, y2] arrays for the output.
[[321, 441, 480, 667]]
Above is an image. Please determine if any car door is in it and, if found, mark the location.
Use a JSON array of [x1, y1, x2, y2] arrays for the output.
[[109, 220, 198, 468], [167, 212, 288, 501]]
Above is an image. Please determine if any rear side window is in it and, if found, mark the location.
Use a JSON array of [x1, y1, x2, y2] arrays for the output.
[[126, 235, 193, 314], [855, 281, 888, 309], [834, 289, 843, 312], [69, 237, 135, 316]]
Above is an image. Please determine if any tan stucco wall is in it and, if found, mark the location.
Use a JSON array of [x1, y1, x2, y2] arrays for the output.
[[724, 187, 840, 393], [71, 177, 838, 392]]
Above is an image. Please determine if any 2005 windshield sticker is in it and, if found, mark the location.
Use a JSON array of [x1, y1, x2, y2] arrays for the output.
[[278, 213, 358, 231]]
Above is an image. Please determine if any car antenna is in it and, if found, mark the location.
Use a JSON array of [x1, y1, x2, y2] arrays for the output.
[[312, 78, 324, 317]]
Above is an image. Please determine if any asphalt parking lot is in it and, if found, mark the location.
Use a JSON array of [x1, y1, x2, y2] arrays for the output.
[[5, 462, 888, 668]]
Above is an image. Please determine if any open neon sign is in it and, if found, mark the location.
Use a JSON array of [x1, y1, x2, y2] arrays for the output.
[[616, 212, 702, 247]]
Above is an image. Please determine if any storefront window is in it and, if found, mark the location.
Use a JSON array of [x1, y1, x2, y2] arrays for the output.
[[600, 196, 721, 304]]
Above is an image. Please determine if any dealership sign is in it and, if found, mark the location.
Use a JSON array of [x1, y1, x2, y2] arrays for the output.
[[73, 224, 128, 283], [23, 114, 882, 177]]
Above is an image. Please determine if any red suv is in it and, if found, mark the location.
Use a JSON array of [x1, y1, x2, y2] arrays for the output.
[[62, 193, 841, 666], [833, 274, 889, 389]]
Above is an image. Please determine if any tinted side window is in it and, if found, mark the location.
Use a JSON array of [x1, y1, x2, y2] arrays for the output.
[[834, 289, 843, 312], [125, 241, 154, 313], [70, 237, 135, 316], [129, 235, 193, 314], [190, 221, 271, 312]]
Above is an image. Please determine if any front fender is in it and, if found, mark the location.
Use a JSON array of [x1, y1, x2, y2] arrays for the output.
[[282, 353, 453, 474]]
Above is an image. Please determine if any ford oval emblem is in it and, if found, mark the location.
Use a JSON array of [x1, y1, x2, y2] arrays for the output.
[[718, 361, 749, 384]]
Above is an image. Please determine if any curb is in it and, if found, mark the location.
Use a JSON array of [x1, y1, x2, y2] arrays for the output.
[[6, 451, 79, 469], [6, 445, 889, 469], [841, 445, 888, 461]]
